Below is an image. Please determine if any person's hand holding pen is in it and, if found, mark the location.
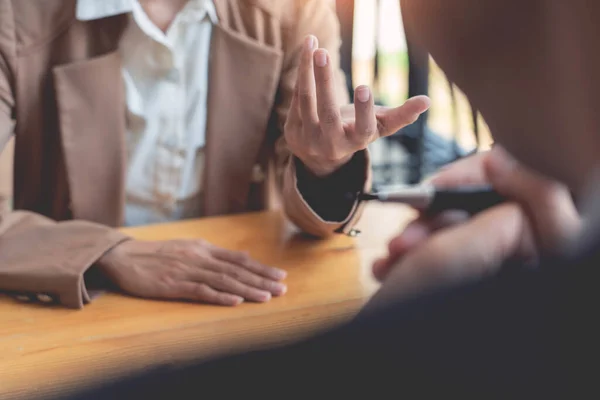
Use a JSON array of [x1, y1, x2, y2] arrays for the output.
[[284, 35, 430, 177], [367, 146, 582, 308]]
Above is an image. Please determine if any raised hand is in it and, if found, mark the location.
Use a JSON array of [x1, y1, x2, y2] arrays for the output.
[[285, 35, 430, 177]]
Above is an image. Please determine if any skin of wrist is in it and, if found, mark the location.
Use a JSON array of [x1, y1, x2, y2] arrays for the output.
[[300, 153, 353, 178]]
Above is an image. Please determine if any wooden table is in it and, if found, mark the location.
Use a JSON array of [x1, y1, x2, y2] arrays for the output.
[[0, 204, 415, 399]]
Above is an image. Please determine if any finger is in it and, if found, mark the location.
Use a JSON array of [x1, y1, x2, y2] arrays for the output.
[[375, 225, 429, 280], [371, 203, 529, 305], [314, 49, 343, 136], [170, 282, 244, 306], [353, 85, 377, 141], [285, 83, 302, 131], [373, 221, 430, 281], [372, 258, 387, 276], [425, 151, 491, 187], [298, 35, 319, 127], [202, 259, 287, 296], [208, 246, 287, 281], [376, 95, 431, 138], [484, 146, 581, 252], [374, 211, 470, 281], [200, 270, 273, 303], [387, 211, 469, 256]]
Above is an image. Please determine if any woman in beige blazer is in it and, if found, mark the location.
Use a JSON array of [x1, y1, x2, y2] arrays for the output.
[[0, 0, 429, 308]]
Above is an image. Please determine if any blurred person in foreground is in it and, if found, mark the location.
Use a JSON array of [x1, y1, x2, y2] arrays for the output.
[[0, 0, 429, 308], [61, 0, 600, 398]]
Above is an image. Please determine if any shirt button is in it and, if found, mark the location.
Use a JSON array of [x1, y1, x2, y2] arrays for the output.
[[348, 229, 361, 237], [37, 294, 55, 304], [14, 294, 33, 302]]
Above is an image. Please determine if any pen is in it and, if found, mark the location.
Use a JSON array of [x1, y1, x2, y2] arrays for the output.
[[356, 184, 506, 215]]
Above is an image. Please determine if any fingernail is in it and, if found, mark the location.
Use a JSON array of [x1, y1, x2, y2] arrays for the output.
[[274, 269, 287, 280], [232, 296, 244, 306], [305, 35, 315, 51], [356, 86, 370, 103], [273, 283, 288, 296], [405, 95, 431, 112], [259, 292, 272, 302], [315, 50, 328, 67], [419, 95, 432, 109]]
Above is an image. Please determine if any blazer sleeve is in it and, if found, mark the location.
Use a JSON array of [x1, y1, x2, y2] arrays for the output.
[[273, 0, 371, 238], [0, 2, 129, 309]]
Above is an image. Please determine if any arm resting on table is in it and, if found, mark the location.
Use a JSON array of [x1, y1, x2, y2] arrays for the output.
[[0, 15, 129, 309], [0, 211, 129, 308]]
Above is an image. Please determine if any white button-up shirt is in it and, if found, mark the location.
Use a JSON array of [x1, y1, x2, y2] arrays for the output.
[[76, 0, 217, 226]]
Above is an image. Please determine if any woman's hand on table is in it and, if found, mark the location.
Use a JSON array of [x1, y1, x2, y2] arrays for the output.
[[97, 239, 287, 306], [368, 146, 581, 307], [284, 35, 430, 177]]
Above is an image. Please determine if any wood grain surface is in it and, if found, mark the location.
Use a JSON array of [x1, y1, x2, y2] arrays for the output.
[[0, 204, 415, 399]]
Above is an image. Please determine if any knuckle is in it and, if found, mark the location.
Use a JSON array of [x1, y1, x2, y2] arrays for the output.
[[216, 293, 232, 304], [237, 252, 251, 265], [180, 247, 199, 260], [320, 108, 340, 126], [259, 278, 274, 290], [157, 265, 183, 286], [298, 90, 312, 102], [194, 283, 212, 298], [228, 268, 243, 280], [361, 125, 376, 137], [169, 240, 189, 253], [215, 273, 232, 286]]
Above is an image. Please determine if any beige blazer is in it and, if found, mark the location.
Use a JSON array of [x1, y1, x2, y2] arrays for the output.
[[0, 0, 368, 308]]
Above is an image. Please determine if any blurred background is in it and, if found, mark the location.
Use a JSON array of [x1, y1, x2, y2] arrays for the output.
[[339, 0, 493, 187], [0, 0, 495, 206]]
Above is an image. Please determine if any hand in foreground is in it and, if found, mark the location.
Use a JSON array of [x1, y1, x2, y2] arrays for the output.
[[368, 146, 582, 307], [284, 35, 430, 177], [97, 239, 287, 306]]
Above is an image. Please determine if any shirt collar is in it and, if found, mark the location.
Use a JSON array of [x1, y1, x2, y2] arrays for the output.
[[76, 0, 134, 21], [76, 0, 218, 24]]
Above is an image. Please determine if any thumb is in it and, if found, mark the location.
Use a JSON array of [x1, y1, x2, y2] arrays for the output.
[[376, 95, 431, 137], [484, 146, 581, 253]]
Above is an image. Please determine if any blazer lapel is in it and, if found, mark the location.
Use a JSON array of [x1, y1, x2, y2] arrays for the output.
[[53, 51, 127, 226], [203, 12, 283, 216], [52, 2, 283, 223]]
